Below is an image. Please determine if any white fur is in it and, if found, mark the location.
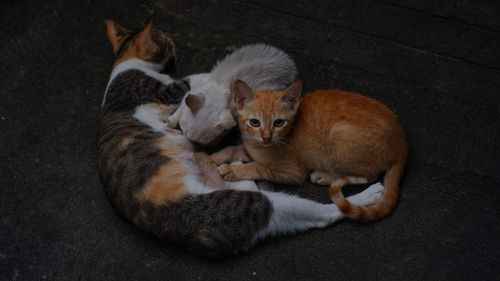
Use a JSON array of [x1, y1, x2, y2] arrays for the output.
[[132, 104, 188, 146], [170, 78, 231, 143], [133, 104, 171, 132], [168, 44, 298, 145], [225, 180, 260, 191], [102, 59, 174, 107], [251, 182, 384, 244], [211, 44, 297, 90], [181, 154, 216, 195]]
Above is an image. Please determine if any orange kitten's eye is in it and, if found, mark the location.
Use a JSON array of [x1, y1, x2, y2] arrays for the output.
[[273, 119, 285, 127], [249, 119, 260, 127]]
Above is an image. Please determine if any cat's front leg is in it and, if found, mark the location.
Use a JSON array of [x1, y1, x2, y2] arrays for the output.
[[209, 146, 251, 165], [218, 163, 262, 181]]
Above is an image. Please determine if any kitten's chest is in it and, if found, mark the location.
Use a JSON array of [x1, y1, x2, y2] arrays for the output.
[[245, 144, 293, 166]]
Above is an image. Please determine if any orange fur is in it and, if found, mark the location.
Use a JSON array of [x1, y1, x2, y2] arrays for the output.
[[218, 80, 407, 221], [119, 133, 139, 149], [140, 159, 188, 205], [138, 137, 194, 206], [197, 229, 216, 247], [104, 19, 131, 53], [155, 137, 192, 158]]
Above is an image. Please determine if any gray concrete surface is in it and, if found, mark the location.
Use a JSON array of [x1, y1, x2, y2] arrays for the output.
[[1, 0, 499, 280]]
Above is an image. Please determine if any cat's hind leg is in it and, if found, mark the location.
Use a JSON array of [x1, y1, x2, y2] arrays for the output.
[[251, 182, 384, 244], [346, 182, 384, 206]]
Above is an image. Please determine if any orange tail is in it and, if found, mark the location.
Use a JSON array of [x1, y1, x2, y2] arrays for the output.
[[329, 159, 406, 221]]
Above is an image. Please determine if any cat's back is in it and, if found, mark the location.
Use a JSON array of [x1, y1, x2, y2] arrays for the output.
[[295, 89, 402, 133], [292, 89, 406, 165]]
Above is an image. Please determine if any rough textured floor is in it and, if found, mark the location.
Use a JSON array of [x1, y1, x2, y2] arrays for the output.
[[1, 0, 499, 280]]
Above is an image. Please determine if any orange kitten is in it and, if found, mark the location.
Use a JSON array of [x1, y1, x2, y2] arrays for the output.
[[210, 80, 408, 221]]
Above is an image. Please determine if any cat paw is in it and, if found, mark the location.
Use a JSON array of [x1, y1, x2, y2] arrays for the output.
[[357, 182, 384, 206], [310, 171, 334, 186], [218, 164, 237, 181]]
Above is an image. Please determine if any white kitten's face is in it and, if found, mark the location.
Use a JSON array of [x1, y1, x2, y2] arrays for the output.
[[178, 82, 236, 146]]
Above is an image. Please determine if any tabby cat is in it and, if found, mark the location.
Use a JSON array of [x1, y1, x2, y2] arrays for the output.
[[211, 80, 407, 221], [98, 19, 384, 258]]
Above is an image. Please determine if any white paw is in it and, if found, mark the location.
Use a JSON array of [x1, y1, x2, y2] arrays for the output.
[[361, 182, 384, 205], [348, 182, 384, 206]]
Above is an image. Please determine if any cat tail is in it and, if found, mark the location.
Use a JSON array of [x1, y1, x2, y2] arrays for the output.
[[329, 159, 406, 221]]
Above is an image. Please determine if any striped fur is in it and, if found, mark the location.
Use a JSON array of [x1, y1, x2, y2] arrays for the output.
[[214, 80, 408, 221], [100, 20, 277, 257], [98, 20, 386, 258]]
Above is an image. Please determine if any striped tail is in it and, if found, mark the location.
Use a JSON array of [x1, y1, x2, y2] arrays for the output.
[[329, 159, 406, 221]]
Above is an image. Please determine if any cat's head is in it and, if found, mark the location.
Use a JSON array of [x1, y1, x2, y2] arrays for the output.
[[173, 75, 236, 147], [105, 19, 175, 67], [233, 79, 302, 146]]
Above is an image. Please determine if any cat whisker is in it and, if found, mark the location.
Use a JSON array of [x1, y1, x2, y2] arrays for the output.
[[274, 139, 289, 146]]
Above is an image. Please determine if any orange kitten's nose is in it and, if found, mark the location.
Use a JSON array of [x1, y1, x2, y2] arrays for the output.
[[262, 130, 272, 144]]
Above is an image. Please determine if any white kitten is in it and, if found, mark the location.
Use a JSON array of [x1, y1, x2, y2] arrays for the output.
[[167, 44, 297, 145]]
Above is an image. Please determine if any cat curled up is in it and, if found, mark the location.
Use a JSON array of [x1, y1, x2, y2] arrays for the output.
[[167, 44, 298, 146], [98, 19, 384, 258], [211, 80, 408, 221]]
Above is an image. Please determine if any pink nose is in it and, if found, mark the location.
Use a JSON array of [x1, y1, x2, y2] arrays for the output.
[[262, 137, 271, 143]]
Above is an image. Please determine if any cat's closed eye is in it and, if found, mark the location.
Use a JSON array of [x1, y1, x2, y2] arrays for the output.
[[249, 119, 260, 127]]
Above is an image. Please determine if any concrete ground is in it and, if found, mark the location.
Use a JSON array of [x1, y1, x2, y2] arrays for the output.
[[1, 0, 499, 280]]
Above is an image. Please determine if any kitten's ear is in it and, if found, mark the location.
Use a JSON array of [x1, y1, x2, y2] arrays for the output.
[[282, 80, 302, 110], [233, 80, 254, 110], [104, 19, 131, 54], [185, 93, 205, 115], [215, 109, 237, 129], [136, 19, 156, 57]]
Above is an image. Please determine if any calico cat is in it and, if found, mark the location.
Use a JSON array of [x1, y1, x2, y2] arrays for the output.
[[98, 19, 385, 258], [166, 44, 298, 146], [210, 80, 408, 221]]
